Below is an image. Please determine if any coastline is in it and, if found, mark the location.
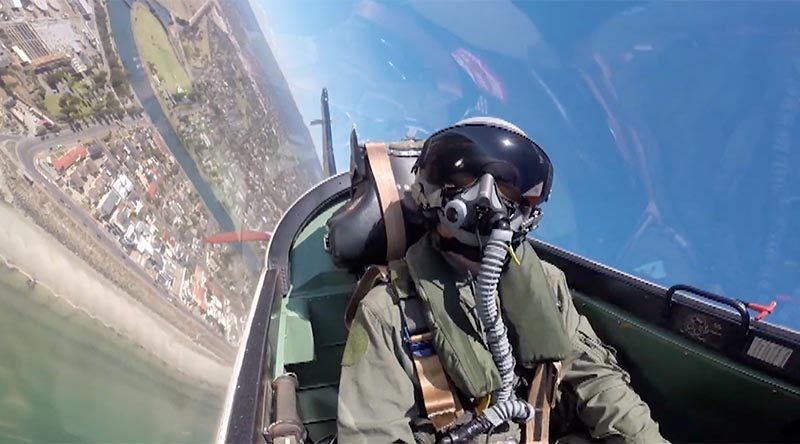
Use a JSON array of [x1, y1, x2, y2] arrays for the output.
[[0, 202, 231, 388]]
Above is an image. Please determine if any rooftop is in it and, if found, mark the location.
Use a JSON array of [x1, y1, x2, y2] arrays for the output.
[[52, 145, 87, 172]]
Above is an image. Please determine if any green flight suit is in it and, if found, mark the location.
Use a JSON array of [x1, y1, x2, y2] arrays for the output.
[[336, 242, 667, 444]]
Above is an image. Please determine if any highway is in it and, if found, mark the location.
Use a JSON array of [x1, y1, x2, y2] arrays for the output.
[[12, 125, 236, 362]]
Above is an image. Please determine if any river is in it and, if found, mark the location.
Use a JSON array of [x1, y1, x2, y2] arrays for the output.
[[105, 0, 269, 274], [0, 265, 223, 443], [106, 0, 235, 234]]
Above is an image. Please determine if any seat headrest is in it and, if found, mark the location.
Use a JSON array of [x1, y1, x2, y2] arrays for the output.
[[325, 133, 426, 270]]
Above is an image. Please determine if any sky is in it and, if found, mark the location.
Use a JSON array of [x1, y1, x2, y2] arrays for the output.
[[247, 0, 800, 330]]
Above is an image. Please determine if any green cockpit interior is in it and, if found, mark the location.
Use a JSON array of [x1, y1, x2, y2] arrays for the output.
[[273, 201, 800, 443]]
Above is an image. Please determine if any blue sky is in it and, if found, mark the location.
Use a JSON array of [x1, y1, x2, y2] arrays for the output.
[[248, 0, 800, 329]]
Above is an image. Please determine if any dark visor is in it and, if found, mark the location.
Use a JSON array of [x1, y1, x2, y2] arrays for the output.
[[414, 124, 554, 205]]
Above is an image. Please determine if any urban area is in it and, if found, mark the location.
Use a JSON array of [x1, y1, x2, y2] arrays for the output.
[[136, 0, 315, 233], [0, 0, 315, 351]]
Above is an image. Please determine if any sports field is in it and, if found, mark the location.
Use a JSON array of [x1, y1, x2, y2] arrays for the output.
[[131, 2, 191, 94]]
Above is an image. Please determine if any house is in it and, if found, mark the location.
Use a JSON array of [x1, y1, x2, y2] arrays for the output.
[[68, 170, 84, 190], [96, 189, 120, 218], [52, 145, 88, 173], [88, 144, 104, 160]]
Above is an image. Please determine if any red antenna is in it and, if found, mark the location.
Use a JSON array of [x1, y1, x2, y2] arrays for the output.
[[746, 300, 778, 321], [205, 230, 272, 244]]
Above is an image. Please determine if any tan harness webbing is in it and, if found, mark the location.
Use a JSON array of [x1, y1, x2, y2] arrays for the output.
[[408, 332, 464, 431], [523, 361, 562, 444], [343, 260, 464, 432], [344, 265, 388, 331], [365, 142, 406, 261]]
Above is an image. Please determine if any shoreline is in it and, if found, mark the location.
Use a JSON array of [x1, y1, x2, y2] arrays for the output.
[[0, 202, 231, 388], [0, 257, 221, 400]]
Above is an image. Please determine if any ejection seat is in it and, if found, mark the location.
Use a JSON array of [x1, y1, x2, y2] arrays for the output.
[[264, 132, 427, 444]]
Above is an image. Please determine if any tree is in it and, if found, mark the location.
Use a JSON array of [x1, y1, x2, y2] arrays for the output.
[[45, 72, 61, 89], [91, 100, 105, 118], [92, 70, 107, 86], [104, 91, 117, 106], [110, 67, 126, 88], [126, 104, 143, 117], [35, 125, 47, 136], [59, 93, 72, 108]]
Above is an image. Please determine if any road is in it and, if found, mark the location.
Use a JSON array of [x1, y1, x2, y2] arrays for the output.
[[12, 125, 236, 363]]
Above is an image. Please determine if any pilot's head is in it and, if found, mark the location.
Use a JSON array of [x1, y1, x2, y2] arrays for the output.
[[411, 117, 553, 258]]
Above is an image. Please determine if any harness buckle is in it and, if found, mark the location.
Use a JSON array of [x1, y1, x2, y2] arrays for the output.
[[408, 332, 435, 358]]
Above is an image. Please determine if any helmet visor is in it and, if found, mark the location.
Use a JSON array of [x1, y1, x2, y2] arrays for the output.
[[416, 124, 553, 206]]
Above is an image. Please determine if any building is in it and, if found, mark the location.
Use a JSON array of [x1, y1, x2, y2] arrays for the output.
[[88, 141, 105, 159], [32, 53, 70, 72], [69, 171, 84, 190], [104, 159, 119, 176], [113, 210, 130, 235], [146, 182, 158, 200], [150, 251, 164, 270], [207, 293, 224, 323], [86, 181, 103, 202], [10, 45, 30, 65], [75, 0, 92, 18], [86, 159, 99, 175], [112, 175, 133, 199], [32, 0, 48, 11], [11, 0, 21, 10], [75, 164, 89, 181], [192, 283, 207, 312], [52, 145, 88, 172], [70, 55, 87, 76], [88, 144, 104, 160], [171, 266, 186, 295], [96, 189, 120, 217]]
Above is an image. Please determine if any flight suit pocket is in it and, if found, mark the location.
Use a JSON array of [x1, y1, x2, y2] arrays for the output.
[[576, 331, 631, 383]]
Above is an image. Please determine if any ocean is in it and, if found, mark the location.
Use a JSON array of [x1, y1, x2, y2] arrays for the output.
[[0, 265, 223, 443]]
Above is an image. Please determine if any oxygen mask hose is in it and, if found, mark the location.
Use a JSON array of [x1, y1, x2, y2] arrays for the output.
[[439, 221, 534, 443]]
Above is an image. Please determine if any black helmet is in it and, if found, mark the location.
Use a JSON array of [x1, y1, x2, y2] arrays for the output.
[[411, 117, 553, 246]]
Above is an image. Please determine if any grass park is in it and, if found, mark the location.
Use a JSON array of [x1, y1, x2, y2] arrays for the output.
[[131, 2, 191, 95]]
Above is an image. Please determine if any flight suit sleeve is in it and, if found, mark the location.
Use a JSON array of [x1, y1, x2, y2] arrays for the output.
[[337, 288, 419, 444], [543, 263, 669, 444]]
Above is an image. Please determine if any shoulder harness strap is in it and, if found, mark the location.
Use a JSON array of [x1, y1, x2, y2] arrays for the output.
[[365, 142, 406, 262], [344, 265, 388, 332], [389, 260, 464, 432], [343, 260, 465, 432]]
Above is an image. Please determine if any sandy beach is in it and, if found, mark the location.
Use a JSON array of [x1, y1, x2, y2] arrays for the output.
[[0, 203, 232, 387]]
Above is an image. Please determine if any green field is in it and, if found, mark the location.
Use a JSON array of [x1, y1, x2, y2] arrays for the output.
[[44, 94, 61, 116], [131, 2, 191, 94]]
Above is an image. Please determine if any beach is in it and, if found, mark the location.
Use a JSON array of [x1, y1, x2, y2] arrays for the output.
[[0, 203, 232, 388]]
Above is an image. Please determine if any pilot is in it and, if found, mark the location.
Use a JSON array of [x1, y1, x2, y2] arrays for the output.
[[336, 117, 668, 444]]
